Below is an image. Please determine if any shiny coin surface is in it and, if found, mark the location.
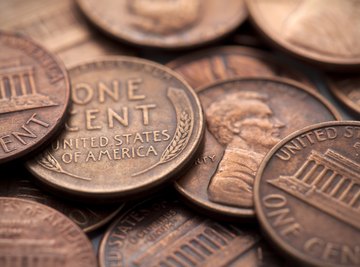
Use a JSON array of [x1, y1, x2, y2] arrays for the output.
[[99, 195, 287, 267], [167, 46, 314, 91], [0, 31, 70, 164], [0, 163, 123, 232], [27, 57, 204, 200], [175, 78, 341, 218], [246, 0, 360, 69], [76, 0, 247, 49], [0, 0, 133, 67], [0, 197, 96, 267], [328, 75, 360, 116], [254, 121, 360, 267]]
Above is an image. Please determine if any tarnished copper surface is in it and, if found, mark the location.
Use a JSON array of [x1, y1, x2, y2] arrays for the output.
[[0, 163, 123, 232], [0, 32, 70, 164], [0, 0, 133, 67], [254, 121, 360, 267], [0, 197, 96, 267], [328, 75, 360, 117], [175, 78, 341, 218], [26, 57, 204, 200], [167, 46, 315, 91], [99, 195, 287, 267], [76, 0, 247, 49], [246, 0, 360, 69]]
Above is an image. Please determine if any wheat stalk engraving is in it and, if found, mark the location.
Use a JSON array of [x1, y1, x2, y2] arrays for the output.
[[132, 111, 192, 176], [37, 151, 91, 181]]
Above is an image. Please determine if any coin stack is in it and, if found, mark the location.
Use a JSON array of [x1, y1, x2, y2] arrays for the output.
[[0, 0, 359, 267]]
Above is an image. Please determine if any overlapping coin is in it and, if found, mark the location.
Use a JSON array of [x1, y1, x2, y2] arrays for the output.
[[255, 121, 360, 267], [27, 57, 204, 200]]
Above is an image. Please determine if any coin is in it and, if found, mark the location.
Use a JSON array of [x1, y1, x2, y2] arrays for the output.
[[0, 0, 133, 67], [26, 57, 204, 200], [175, 78, 341, 218], [0, 162, 124, 232], [167, 46, 315, 91], [99, 194, 287, 267], [327, 75, 360, 117], [0, 31, 70, 164], [254, 121, 360, 267], [0, 197, 96, 267], [76, 0, 247, 49], [246, 0, 360, 69]]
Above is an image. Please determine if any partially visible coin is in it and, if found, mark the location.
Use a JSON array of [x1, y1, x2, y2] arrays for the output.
[[26, 57, 204, 200], [167, 46, 315, 91], [328, 75, 360, 117], [0, 0, 133, 67], [99, 195, 287, 267], [0, 31, 70, 164], [76, 0, 247, 49], [0, 163, 124, 232], [175, 78, 341, 218], [246, 0, 360, 69], [0, 197, 96, 267], [254, 121, 360, 267]]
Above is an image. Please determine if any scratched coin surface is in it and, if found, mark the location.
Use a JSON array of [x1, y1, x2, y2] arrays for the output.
[[246, 0, 360, 69], [0, 163, 123, 232], [99, 194, 287, 267], [26, 57, 204, 200], [76, 0, 247, 49], [0, 32, 70, 164], [0, 197, 96, 267], [0, 0, 133, 67], [254, 121, 360, 267], [175, 78, 341, 218], [328, 75, 360, 116], [167, 46, 315, 91]]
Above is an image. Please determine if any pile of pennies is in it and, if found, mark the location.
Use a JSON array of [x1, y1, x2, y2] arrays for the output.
[[0, 0, 359, 266]]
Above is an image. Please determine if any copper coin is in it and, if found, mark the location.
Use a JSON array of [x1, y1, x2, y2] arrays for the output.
[[254, 121, 360, 267], [246, 0, 360, 70], [328, 75, 360, 117], [0, 32, 70, 164], [167, 46, 315, 91], [26, 57, 204, 200], [175, 77, 341, 218], [0, 197, 96, 267], [0, 163, 123, 232], [76, 0, 247, 49], [99, 195, 287, 267], [0, 0, 133, 67]]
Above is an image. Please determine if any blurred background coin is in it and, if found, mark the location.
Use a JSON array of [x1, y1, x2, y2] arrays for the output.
[[255, 121, 360, 267], [175, 78, 341, 218], [76, 0, 247, 49], [0, 31, 70, 164], [27, 57, 204, 200], [246, 0, 360, 70], [0, 197, 97, 267]]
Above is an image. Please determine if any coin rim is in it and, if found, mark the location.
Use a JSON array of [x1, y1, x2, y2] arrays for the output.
[[0, 31, 71, 164], [254, 120, 360, 267], [175, 76, 342, 218]]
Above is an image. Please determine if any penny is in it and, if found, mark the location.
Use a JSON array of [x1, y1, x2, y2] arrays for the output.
[[175, 78, 341, 218], [0, 163, 124, 232], [327, 75, 360, 117], [0, 197, 96, 267], [0, 0, 133, 67], [246, 0, 360, 69], [76, 0, 247, 49], [254, 121, 360, 267], [26, 57, 204, 200], [167, 46, 315, 91], [0, 31, 70, 164], [99, 194, 287, 267]]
